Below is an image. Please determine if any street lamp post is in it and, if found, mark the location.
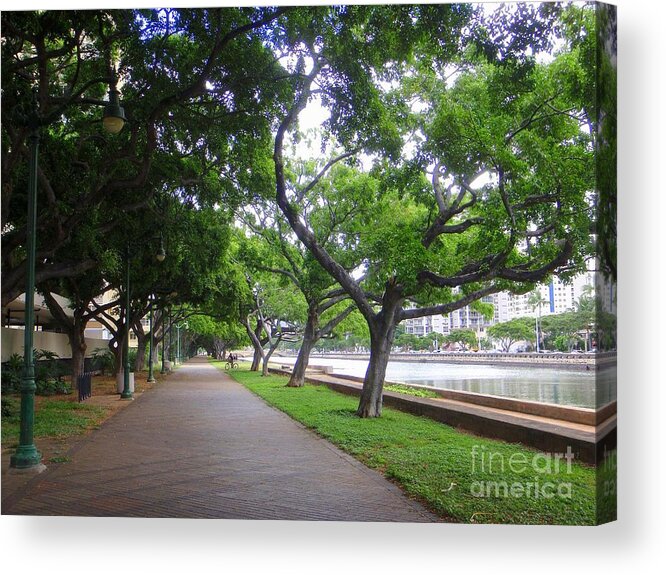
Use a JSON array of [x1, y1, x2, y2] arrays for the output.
[[147, 294, 156, 383], [176, 321, 189, 364], [10, 85, 126, 470], [168, 308, 174, 365], [176, 323, 181, 364], [10, 92, 42, 470], [120, 243, 133, 400], [122, 239, 165, 396], [160, 305, 167, 374]]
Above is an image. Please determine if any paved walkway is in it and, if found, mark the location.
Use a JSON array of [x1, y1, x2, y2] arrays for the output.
[[2, 358, 436, 521]]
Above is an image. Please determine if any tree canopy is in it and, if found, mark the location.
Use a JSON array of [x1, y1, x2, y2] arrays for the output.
[[487, 318, 535, 352], [270, 3, 599, 415], [1, 4, 613, 419]]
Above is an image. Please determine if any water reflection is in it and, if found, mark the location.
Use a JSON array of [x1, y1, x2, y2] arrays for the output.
[[273, 356, 616, 409]]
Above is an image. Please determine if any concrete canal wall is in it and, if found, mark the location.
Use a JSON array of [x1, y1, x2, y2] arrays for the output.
[[302, 351, 616, 371], [268, 363, 617, 465]]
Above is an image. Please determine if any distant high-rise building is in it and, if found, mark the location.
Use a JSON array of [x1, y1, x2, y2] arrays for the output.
[[403, 312, 449, 336], [404, 269, 601, 338]]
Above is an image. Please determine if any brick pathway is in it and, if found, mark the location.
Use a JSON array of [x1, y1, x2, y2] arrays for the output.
[[2, 358, 437, 521]]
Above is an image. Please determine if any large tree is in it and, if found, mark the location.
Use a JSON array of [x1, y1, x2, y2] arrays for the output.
[[1, 8, 292, 306], [444, 329, 478, 352], [238, 162, 365, 387], [240, 272, 301, 377], [487, 318, 534, 352], [272, 4, 594, 416], [40, 281, 116, 387]]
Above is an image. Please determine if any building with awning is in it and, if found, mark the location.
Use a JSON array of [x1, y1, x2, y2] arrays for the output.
[[1, 292, 111, 362]]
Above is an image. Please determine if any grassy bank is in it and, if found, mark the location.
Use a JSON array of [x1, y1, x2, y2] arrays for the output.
[[1, 372, 158, 449], [1, 395, 108, 447], [215, 361, 598, 525]]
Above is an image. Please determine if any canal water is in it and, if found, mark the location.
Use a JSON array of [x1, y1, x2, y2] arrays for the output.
[[269, 356, 616, 409]]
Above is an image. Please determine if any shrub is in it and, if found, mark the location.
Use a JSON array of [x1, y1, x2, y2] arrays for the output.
[[34, 350, 70, 396], [1, 353, 23, 393], [35, 378, 72, 396], [92, 347, 115, 375], [1, 396, 18, 417], [1, 350, 70, 396], [128, 348, 139, 369]]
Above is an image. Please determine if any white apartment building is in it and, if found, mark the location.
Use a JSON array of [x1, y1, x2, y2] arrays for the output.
[[448, 298, 494, 336], [84, 288, 116, 341], [403, 296, 494, 337], [404, 312, 450, 336], [494, 270, 595, 322], [405, 269, 602, 338]]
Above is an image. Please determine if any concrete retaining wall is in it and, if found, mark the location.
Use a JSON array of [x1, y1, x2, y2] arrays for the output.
[[303, 351, 616, 371], [301, 367, 616, 426], [1, 327, 108, 362], [269, 365, 616, 465]]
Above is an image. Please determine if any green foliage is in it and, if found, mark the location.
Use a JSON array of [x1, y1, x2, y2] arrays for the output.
[[394, 331, 438, 352], [2, 7, 287, 314], [1, 353, 23, 393], [34, 350, 71, 395], [1, 395, 17, 417], [92, 348, 116, 376], [384, 383, 439, 399], [487, 318, 535, 352], [444, 329, 478, 351], [326, 309, 369, 341], [553, 334, 579, 353], [2, 350, 71, 395], [311, 332, 371, 353], [541, 311, 588, 351], [470, 300, 495, 321], [187, 314, 248, 358], [35, 378, 73, 397]]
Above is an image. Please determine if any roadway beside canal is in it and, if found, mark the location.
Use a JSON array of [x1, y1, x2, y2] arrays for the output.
[[301, 351, 616, 371]]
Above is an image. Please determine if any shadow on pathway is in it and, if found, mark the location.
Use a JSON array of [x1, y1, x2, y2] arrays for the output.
[[2, 357, 437, 522]]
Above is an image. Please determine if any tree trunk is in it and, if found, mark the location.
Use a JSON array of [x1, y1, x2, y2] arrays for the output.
[[109, 337, 122, 376], [287, 336, 313, 386], [134, 331, 147, 372], [211, 337, 223, 360], [288, 309, 317, 387], [262, 334, 283, 376], [250, 344, 262, 371], [261, 356, 270, 376], [69, 326, 87, 390], [357, 329, 394, 417], [357, 294, 402, 418], [243, 316, 266, 372]]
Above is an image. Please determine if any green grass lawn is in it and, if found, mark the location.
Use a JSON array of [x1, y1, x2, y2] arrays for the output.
[[1, 395, 108, 447], [214, 361, 599, 525], [384, 382, 440, 398]]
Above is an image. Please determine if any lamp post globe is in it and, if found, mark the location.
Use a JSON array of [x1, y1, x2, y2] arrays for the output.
[[103, 87, 126, 134]]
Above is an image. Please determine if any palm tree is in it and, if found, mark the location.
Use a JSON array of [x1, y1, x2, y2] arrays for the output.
[[528, 289, 549, 352], [575, 284, 596, 351]]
